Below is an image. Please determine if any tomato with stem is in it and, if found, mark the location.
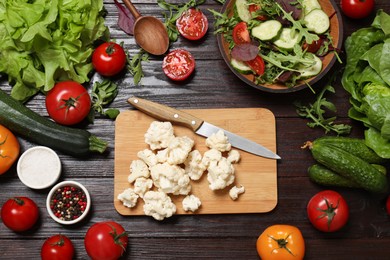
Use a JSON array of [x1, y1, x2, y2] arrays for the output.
[[1, 197, 39, 232], [41, 234, 75, 260], [92, 42, 127, 77], [0, 125, 20, 175], [341, 0, 375, 19]]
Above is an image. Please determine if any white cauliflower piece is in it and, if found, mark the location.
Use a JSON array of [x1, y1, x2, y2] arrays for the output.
[[137, 149, 158, 167], [184, 150, 206, 181], [156, 136, 194, 165], [205, 129, 231, 152], [201, 148, 222, 167], [117, 188, 139, 208], [207, 157, 235, 190], [229, 185, 245, 200], [182, 194, 202, 212], [133, 177, 153, 198], [144, 121, 175, 150], [227, 149, 241, 163], [150, 163, 191, 195], [128, 160, 150, 183], [143, 190, 176, 221]]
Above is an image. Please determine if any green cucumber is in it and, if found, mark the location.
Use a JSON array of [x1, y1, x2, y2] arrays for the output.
[[308, 164, 361, 188], [306, 141, 388, 193], [235, 0, 251, 22], [301, 0, 321, 15], [314, 136, 386, 164], [251, 20, 282, 41], [304, 9, 330, 34], [298, 53, 322, 78], [0, 89, 107, 157], [273, 28, 299, 50], [230, 58, 252, 74]]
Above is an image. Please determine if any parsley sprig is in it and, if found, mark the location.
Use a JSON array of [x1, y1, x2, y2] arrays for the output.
[[89, 80, 120, 122], [127, 49, 149, 85]]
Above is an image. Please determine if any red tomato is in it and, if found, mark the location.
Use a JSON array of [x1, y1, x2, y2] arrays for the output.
[[307, 190, 349, 232], [341, 0, 375, 19], [162, 49, 196, 81], [386, 195, 390, 216], [92, 42, 127, 77], [1, 197, 39, 232], [246, 55, 265, 75], [45, 81, 91, 125], [232, 22, 250, 44], [176, 8, 208, 41], [0, 125, 20, 175], [84, 221, 128, 260], [41, 234, 75, 260]]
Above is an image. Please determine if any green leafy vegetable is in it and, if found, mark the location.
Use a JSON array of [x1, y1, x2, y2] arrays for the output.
[[89, 80, 120, 122], [127, 49, 150, 85], [341, 9, 390, 158], [0, 0, 109, 102]]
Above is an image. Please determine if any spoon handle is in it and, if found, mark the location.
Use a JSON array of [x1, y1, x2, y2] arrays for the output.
[[122, 0, 141, 20]]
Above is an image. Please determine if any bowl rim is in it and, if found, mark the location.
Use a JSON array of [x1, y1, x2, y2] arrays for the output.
[[216, 0, 344, 93], [46, 180, 91, 225], [17, 146, 62, 189]]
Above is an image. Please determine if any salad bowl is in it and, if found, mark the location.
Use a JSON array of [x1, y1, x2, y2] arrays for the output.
[[216, 0, 343, 93]]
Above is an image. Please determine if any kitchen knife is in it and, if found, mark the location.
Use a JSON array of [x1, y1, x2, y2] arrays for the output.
[[127, 96, 281, 160]]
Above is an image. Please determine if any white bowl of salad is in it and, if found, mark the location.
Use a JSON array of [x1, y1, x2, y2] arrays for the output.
[[215, 0, 343, 93]]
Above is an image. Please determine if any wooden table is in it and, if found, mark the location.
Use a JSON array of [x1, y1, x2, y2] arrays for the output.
[[1, 0, 389, 259]]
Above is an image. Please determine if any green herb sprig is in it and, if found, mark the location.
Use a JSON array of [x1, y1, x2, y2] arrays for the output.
[[127, 49, 150, 85], [90, 80, 120, 121]]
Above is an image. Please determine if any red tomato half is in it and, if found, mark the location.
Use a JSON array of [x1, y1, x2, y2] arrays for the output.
[[84, 221, 128, 260], [41, 234, 75, 260], [45, 81, 91, 125], [162, 49, 196, 81], [341, 0, 375, 19], [307, 190, 349, 232], [1, 197, 39, 232], [246, 55, 265, 76], [92, 42, 127, 77], [232, 22, 250, 44], [176, 8, 208, 40]]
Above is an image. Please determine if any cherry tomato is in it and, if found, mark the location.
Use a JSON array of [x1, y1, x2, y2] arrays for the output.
[[1, 197, 39, 232], [386, 195, 390, 216], [246, 55, 265, 75], [41, 234, 75, 260], [0, 125, 20, 175], [176, 8, 208, 41], [307, 190, 349, 232], [92, 42, 127, 77], [162, 49, 196, 81], [84, 221, 128, 260], [341, 0, 375, 19], [232, 22, 250, 45], [45, 81, 91, 125], [257, 224, 305, 260]]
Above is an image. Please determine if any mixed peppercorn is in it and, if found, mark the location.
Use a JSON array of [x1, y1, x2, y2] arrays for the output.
[[50, 185, 87, 221]]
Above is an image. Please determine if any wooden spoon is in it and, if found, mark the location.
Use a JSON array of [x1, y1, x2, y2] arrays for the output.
[[123, 0, 169, 55]]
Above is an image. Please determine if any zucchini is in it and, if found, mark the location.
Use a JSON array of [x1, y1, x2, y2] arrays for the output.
[[308, 164, 361, 188], [314, 136, 387, 164], [304, 9, 330, 34], [251, 20, 282, 41], [235, 0, 251, 22], [273, 28, 299, 50], [305, 141, 388, 193], [298, 54, 322, 78], [0, 89, 107, 157], [230, 58, 252, 74]]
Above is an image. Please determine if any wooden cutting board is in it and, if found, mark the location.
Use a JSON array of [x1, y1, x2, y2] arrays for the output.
[[114, 108, 278, 216]]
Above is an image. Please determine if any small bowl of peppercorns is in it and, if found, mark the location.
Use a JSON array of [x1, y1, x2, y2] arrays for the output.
[[46, 181, 91, 225]]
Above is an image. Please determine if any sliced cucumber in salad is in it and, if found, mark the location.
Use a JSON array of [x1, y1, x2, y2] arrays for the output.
[[304, 9, 330, 34], [301, 0, 322, 15], [298, 54, 323, 78], [252, 20, 282, 41], [235, 0, 251, 22], [273, 28, 300, 50], [231, 58, 252, 74]]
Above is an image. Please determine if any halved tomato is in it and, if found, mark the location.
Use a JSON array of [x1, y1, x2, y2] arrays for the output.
[[162, 49, 196, 81], [246, 55, 265, 75], [232, 22, 250, 45], [176, 8, 208, 41]]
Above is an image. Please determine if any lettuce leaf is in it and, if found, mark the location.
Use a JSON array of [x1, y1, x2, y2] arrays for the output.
[[0, 0, 109, 102]]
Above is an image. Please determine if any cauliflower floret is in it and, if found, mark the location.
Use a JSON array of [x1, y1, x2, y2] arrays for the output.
[[143, 191, 176, 221], [184, 150, 206, 181], [133, 177, 154, 198], [205, 129, 231, 152], [137, 149, 158, 167], [227, 149, 241, 163], [229, 185, 245, 200], [128, 160, 150, 183], [201, 148, 222, 168], [207, 157, 235, 190], [182, 194, 202, 212], [156, 136, 194, 165], [144, 121, 175, 150], [150, 163, 191, 195], [117, 188, 139, 208]]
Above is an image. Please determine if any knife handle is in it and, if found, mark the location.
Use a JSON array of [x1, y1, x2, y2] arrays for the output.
[[127, 96, 203, 131]]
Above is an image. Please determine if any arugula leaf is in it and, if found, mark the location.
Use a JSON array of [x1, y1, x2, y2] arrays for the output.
[[90, 80, 120, 122], [127, 49, 150, 85]]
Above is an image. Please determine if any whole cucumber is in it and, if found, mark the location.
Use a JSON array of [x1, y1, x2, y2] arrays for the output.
[[314, 136, 386, 164], [308, 164, 361, 188], [306, 141, 388, 193]]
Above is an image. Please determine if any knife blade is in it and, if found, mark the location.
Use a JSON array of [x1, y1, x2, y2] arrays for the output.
[[127, 96, 281, 160]]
